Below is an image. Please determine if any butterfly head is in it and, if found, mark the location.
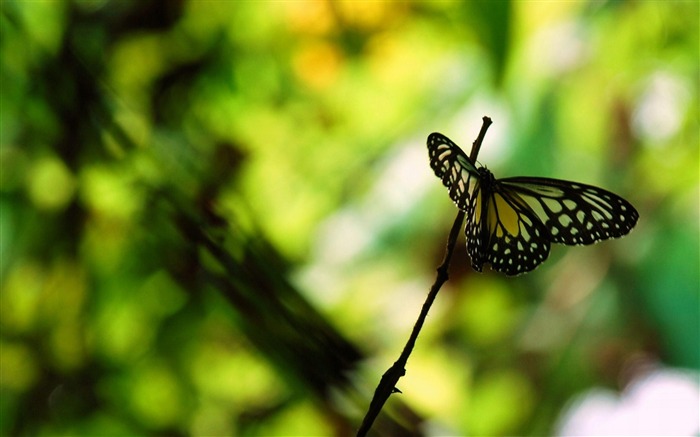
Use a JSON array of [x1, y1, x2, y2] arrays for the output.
[[477, 166, 495, 188]]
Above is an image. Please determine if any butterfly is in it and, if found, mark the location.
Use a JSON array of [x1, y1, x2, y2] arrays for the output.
[[428, 132, 639, 276]]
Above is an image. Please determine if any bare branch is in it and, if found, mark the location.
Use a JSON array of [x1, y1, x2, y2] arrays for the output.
[[356, 117, 492, 436]]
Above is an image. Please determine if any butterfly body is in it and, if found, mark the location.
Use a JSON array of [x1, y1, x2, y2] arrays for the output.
[[427, 132, 638, 276]]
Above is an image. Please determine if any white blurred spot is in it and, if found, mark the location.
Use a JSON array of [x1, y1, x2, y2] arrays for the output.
[[632, 72, 690, 144], [296, 138, 433, 306], [368, 140, 433, 220], [449, 97, 509, 166], [556, 366, 700, 436], [311, 140, 431, 266], [529, 21, 590, 75]]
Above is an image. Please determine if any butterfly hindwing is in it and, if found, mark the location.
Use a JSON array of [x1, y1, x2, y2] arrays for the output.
[[464, 181, 484, 270], [474, 186, 552, 275], [498, 177, 639, 246]]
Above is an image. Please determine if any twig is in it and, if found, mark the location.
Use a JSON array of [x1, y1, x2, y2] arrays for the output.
[[356, 117, 492, 436]]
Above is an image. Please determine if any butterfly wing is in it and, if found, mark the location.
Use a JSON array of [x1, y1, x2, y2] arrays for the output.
[[427, 133, 554, 275], [464, 179, 485, 271], [427, 132, 638, 275], [427, 133, 480, 211], [468, 183, 552, 275], [498, 177, 639, 245]]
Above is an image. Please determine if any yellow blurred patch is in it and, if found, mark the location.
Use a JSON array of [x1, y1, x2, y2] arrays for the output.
[[292, 41, 343, 90], [336, 0, 394, 30], [283, 1, 335, 35]]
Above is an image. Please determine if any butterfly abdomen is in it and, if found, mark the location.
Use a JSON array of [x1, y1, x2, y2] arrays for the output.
[[471, 168, 495, 272]]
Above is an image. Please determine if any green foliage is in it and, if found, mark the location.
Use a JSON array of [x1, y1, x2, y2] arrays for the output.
[[1, 1, 697, 435]]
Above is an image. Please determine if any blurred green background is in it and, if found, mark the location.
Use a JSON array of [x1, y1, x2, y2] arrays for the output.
[[1, 1, 698, 436]]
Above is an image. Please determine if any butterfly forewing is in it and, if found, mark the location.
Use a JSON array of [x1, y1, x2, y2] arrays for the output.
[[427, 133, 480, 211], [498, 177, 639, 246]]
